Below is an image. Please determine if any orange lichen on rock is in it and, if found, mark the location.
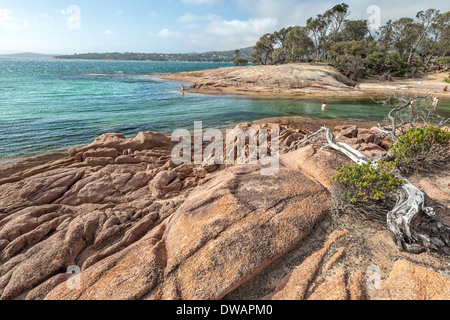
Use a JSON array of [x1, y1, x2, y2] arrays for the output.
[[266, 230, 349, 300], [374, 260, 450, 300]]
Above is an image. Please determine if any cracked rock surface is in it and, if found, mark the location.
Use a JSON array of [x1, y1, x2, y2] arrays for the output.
[[0, 122, 448, 300]]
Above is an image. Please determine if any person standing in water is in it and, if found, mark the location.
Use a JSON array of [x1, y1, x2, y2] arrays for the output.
[[432, 97, 440, 108], [321, 102, 327, 111]]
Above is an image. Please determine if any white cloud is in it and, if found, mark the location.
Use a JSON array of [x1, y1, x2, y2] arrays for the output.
[[184, 23, 201, 29], [177, 12, 219, 23], [0, 8, 28, 30], [155, 28, 182, 38], [161, 0, 450, 53], [183, 16, 277, 50], [181, 0, 220, 5], [104, 29, 112, 35], [35, 12, 54, 26], [176, 6, 279, 50], [236, 0, 450, 30], [342, 0, 450, 24], [206, 17, 277, 37], [234, 0, 330, 30], [175, 0, 318, 51], [39, 12, 54, 20]]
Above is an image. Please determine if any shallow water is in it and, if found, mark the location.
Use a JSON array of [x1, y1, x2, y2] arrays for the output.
[[1, 58, 449, 162]]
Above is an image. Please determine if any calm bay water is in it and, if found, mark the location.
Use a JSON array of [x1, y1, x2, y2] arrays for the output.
[[1, 58, 449, 163]]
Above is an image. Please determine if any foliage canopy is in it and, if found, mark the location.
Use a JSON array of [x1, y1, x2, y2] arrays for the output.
[[251, 3, 450, 80]]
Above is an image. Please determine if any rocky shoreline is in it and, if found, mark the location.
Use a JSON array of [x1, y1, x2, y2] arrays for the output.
[[158, 63, 450, 99], [0, 118, 448, 300]]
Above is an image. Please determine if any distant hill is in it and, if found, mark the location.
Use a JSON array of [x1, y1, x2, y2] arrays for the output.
[[54, 47, 254, 62], [0, 52, 55, 59]]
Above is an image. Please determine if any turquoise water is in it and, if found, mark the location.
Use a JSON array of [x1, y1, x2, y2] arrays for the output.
[[1, 58, 449, 162]]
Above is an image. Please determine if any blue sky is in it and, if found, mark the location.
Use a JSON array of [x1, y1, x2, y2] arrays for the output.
[[0, 0, 448, 54]]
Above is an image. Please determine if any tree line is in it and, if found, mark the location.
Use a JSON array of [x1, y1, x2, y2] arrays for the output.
[[54, 48, 254, 63], [251, 3, 450, 80]]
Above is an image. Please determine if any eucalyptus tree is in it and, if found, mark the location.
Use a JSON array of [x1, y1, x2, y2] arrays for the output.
[[306, 15, 329, 60], [285, 26, 314, 62], [341, 20, 369, 42], [271, 27, 293, 64], [409, 9, 442, 65], [323, 3, 350, 44], [251, 33, 275, 65]]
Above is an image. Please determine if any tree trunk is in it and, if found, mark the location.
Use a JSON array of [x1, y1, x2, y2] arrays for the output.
[[422, 55, 433, 72], [407, 49, 415, 66]]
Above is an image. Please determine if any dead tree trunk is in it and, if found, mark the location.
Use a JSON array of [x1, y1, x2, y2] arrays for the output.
[[386, 177, 438, 254]]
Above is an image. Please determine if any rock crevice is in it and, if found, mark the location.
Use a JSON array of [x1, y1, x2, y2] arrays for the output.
[[0, 122, 448, 300]]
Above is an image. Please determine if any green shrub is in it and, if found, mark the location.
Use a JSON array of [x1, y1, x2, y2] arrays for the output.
[[436, 57, 450, 68], [390, 125, 450, 173], [331, 160, 404, 204], [233, 58, 249, 66]]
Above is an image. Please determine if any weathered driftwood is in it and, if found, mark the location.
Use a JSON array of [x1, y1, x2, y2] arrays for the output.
[[386, 177, 434, 254], [312, 126, 449, 255]]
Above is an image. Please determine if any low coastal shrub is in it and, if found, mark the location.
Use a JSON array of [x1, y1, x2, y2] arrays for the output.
[[332, 160, 403, 203], [390, 125, 450, 173], [330, 160, 404, 223], [436, 57, 450, 69], [233, 58, 249, 66]]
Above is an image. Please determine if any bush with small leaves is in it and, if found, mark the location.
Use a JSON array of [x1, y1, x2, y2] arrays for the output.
[[233, 58, 249, 66], [390, 125, 450, 173], [332, 160, 404, 204], [331, 160, 404, 223]]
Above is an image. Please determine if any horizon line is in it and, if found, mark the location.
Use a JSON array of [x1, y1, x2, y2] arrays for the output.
[[0, 47, 254, 57]]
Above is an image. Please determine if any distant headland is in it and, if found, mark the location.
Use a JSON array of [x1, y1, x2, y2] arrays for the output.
[[53, 47, 253, 63], [0, 52, 55, 59]]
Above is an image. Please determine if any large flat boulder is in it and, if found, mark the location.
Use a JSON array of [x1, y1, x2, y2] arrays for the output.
[[44, 164, 330, 300], [157, 165, 330, 300], [159, 63, 357, 97]]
